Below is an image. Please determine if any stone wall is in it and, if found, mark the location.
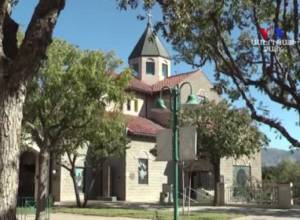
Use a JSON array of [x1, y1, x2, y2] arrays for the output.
[[125, 137, 169, 202], [220, 151, 262, 187], [53, 147, 87, 202], [180, 70, 221, 104], [122, 93, 147, 117]]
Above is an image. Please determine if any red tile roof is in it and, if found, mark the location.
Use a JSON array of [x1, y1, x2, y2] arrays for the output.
[[151, 70, 197, 92], [128, 70, 199, 94], [128, 77, 152, 94], [125, 115, 163, 137]]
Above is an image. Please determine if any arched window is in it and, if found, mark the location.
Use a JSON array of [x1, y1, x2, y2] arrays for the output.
[[146, 58, 155, 75], [162, 61, 168, 77], [131, 63, 139, 76], [127, 99, 131, 111], [134, 99, 139, 112]]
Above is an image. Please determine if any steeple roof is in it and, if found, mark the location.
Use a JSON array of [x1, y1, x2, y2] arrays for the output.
[[129, 23, 171, 60]]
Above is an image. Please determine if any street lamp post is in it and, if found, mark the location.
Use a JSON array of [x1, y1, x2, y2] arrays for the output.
[[156, 82, 199, 220]]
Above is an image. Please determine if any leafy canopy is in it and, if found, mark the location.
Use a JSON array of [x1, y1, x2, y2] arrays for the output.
[[180, 100, 267, 164], [23, 39, 131, 155], [84, 113, 130, 165], [263, 159, 300, 184], [120, 0, 300, 148]]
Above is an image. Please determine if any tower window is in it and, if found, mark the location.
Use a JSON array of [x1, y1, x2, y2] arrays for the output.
[[134, 99, 139, 112], [131, 63, 139, 76], [127, 99, 131, 111], [146, 61, 155, 75], [162, 63, 168, 77]]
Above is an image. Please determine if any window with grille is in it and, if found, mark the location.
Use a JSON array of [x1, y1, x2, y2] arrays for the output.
[[75, 167, 85, 193], [131, 63, 139, 76], [127, 99, 131, 111], [162, 63, 168, 77], [138, 159, 148, 184], [134, 99, 138, 112], [233, 165, 250, 187], [146, 62, 155, 75]]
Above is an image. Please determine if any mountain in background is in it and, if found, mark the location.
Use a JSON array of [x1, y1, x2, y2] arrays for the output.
[[262, 148, 300, 167]]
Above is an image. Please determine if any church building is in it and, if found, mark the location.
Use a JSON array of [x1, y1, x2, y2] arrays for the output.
[[18, 20, 262, 204]]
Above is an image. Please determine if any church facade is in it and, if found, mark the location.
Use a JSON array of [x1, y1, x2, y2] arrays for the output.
[[19, 22, 262, 204]]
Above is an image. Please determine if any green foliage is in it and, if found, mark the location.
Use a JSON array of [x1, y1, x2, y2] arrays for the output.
[[180, 100, 267, 164], [23, 39, 131, 158], [139, 0, 300, 147], [84, 113, 130, 164], [263, 159, 300, 184]]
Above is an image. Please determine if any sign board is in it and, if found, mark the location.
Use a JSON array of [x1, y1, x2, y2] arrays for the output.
[[156, 129, 172, 161], [179, 127, 197, 161], [156, 127, 197, 161]]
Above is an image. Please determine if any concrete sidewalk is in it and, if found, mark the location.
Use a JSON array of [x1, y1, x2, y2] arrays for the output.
[[50, 212, 300, 220], [51, 213, 148, 220], [234, 216, 300, 220], [50, 206, 300, 220], [188, 206, 300, 220]]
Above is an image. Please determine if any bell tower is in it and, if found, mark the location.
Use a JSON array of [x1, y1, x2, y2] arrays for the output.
[[128, 11, 171, 85]]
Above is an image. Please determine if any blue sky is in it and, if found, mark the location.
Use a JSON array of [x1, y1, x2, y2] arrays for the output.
[[12, 0, 299, 150]]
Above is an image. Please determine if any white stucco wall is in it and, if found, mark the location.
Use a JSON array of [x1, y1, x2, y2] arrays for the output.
[[122, 93, 147, 117], [220, 151, 262, 187], [125, 138, 169, 202], [129, 56, 171, 85], [179, 70, 221, 104], [56, 147, 87, 202]]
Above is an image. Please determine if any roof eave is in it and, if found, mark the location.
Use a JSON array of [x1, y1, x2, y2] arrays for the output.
[[127, 130, 157, 139], [129, 54, 171, 60]]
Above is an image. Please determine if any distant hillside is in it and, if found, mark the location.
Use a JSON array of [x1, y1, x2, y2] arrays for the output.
[[262, 148, 300, 167]]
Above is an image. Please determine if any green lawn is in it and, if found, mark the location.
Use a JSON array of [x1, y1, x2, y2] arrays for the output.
[[54, 207, 243, 220]]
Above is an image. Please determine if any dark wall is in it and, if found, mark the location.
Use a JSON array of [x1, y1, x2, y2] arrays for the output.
[[18, 151, 36, 198]]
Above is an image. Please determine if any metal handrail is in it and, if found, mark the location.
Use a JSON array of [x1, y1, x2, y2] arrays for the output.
[[185, 186, 214, 197], [179, 191, 199, 203], [185, 187, 198, 194]]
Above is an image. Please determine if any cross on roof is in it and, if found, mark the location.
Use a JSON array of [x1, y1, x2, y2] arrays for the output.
[[146, 8, 152, 25]]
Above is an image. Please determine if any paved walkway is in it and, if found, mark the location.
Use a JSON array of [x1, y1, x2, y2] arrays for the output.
[[188, 206, 300, 220], [50, 207, 300, 220], [51, 212, 300, 220], [234, 217, 300, 220], [51, 213, 148, 220]]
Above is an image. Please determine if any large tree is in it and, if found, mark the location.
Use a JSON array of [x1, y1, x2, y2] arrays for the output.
[[23, 39, 130, 218], [263, 159, 300, 184], [121, 0, 300, 148], [58, 113, 129, 208], [0, 1, 65, 220], [180, 100, 267, 205]]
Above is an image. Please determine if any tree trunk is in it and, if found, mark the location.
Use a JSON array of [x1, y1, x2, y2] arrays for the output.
[[35, 149, 50, 220], [0, 1, 65, 220], [213, 160, 221, 206], [82, 170, 96, 208], [0, 86, 26, 220], [70, 168, 82, 208]]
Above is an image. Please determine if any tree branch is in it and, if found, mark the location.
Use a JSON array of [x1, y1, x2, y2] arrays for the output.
[[57, 161, 71, 172], [0, 0, 9, 58], [211, 10, 300, 110], [293, 0, 300, 54], [26, 121, 44, 147], [252, 4, 267, 73], [293, 0, 299, 42], [7, 0, 65, 91], [231, 76, 300, 148], [3, 13, 18, 60]]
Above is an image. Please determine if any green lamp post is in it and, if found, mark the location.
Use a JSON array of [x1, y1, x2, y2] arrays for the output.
[[155, 82, 199, 220]]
